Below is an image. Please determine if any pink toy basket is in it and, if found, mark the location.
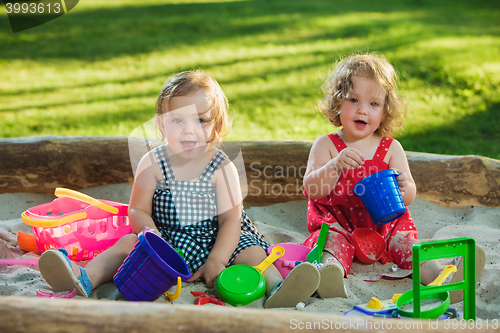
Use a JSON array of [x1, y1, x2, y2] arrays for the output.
[[21, 188, 131, 261], [268, 243, 311, 278]]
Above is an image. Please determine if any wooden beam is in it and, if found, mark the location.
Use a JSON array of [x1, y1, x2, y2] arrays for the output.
[[1, 136, 499, 207], [0, 136, 133, 194], [0, 296, 496, 333]]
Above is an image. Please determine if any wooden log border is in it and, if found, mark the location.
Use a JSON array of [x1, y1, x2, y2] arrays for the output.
[[1, 137, 499, 332], [0, 296, 497, 333], [1, 136, 499, 207]]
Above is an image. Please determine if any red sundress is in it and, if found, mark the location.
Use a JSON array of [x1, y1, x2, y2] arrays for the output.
[[302, 133, 418, 274]]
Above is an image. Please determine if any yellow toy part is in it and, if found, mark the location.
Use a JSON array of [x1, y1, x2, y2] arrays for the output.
[[55, 188, 118, 214], [427, 265, 457, 286], [391, 293, 402, 304], [164, 276, 182, 300], [21, 211, 87, 228], [354, 295, 399, 315], [367, 297, 383, 309], [253, 246, 284, 273]]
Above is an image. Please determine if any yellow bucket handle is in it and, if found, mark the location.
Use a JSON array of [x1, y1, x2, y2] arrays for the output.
[[22, 211, 88, 228], [22, 188, 118, 228], [55, 188, 119, 214], [164, 276, 182, 300]]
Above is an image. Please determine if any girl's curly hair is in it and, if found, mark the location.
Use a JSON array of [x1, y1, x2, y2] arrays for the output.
[[319, 53, 407, 137]]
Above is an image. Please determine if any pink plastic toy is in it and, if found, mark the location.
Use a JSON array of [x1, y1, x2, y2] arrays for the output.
[[22, 188, 131, 261], [0, 259, 39, 265], [36, 288, 77, 299], [268, 243, 311, 278]]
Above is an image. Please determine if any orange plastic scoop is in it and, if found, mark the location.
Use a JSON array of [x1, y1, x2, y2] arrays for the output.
[[17, 232, 39, 252]]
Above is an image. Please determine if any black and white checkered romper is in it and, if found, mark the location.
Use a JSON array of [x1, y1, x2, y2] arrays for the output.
[[152, 145, 269, 274]]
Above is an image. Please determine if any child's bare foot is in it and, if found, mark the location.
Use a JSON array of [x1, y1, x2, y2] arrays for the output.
[[421, 245, 486, 304], [449, 245, 486, 304]]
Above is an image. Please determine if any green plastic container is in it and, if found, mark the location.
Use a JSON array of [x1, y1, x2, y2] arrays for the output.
[[396, 290, 450, 319], [216, 264, 266, 306], [215, 246, 284, 306]]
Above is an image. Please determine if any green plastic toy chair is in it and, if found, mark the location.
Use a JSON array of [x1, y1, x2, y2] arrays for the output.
[[404, 237, 476, 320]]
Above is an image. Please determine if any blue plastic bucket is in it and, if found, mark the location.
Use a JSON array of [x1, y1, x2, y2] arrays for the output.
[[353, 169, 406, 225], [113, 230, 191, 301]]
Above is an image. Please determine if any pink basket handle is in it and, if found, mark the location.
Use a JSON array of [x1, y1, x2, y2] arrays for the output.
[[55, 188, 118, 214]]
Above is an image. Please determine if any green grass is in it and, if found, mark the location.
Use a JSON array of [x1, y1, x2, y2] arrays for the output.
[[1, 0, 499, 158]]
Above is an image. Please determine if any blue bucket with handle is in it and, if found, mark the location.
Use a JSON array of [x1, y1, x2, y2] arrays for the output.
[[113, 230, 191, 301], [353, 169, 406, 225]]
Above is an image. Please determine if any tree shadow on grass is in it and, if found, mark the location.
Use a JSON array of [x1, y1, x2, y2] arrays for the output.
[[1, 0, 498, 98], [399, 101, 500, 159], [0, 0, 498, 62]]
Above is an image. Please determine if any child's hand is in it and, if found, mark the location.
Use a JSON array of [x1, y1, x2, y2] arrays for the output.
[[334, 148, 366, 171], [393, 169, 408, 195], [188, 257, 226, 288]]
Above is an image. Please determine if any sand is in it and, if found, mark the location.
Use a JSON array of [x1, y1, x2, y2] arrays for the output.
[[0, 184, 498, 320]]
